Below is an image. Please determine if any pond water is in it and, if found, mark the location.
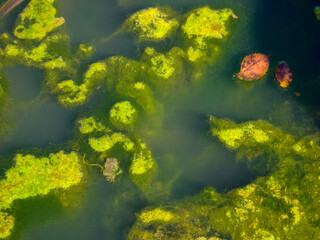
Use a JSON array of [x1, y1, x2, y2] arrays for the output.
[[0, 0, 320, 239]]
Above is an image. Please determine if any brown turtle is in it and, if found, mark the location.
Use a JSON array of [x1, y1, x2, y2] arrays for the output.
[[236, 53, 269, 80]]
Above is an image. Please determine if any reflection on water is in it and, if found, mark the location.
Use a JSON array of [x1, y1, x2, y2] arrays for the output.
[[0, 0, 319, 239]]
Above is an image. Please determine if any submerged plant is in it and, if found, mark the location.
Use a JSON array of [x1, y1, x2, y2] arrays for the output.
[[109, 101, 138, 131], [0, 151, 83, 237], [123, 7, 179, 42], [182, 7, 235, 48], [128, 117, 320, 239], [13, 0, 64, 40], [0, 1, 238, 237]]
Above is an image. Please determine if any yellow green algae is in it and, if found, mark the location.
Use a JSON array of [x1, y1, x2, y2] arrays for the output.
[[182, 7, 234, 48], [109, 101, 138, 131], [13, 0, 65, 40], [123, 7, 179, 42], [0, 2, 237, 237], [78, 117, 107, 134], [0, 151, 83, 238], [128, 117, 320, 240]]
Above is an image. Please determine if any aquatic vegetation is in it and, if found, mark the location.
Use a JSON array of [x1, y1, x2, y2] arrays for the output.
[[128, 117, 320, 240], [0, 151, 83, 237], [129, 140, 157, 190], [109, 101, 138, 131], [89, 133, 134, 153], [14, 0, 64, 40], [236, 53, 269, 80], [182, 7, 234, 48], [0, 33, 70, 70], [0, 212, 14, 239], [78, 117, 107, 134], [275, 62, 293, 88], [55, 80, 88, 106], [0, 2, 238, 237], [55, 61, 108, 106], [83, 61, 108, 88], [123, 7, 179, 42], [139, 208, 174, 223], [144, 47, 186, 92]]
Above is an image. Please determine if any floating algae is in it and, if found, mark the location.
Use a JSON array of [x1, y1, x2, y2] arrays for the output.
[[0, 1, 237, 237], [128, 116, 320, 240], [3, 0, 319, 239]]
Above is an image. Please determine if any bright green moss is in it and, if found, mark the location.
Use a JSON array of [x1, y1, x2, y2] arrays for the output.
[[0, 212, 14, 239], [0, 151, 82, 237], [43, 56, 67, 69], [116, 81, 156, 114], [4, 44, 22, 57], [24, 43, 48, 62], [129, 143, 157, 189], [88, 133, 134, 152], [139, 208, 174, 223], [187, 46, 206, 62], [128, 116, 320, 239], [150, 54, 175, 79], [84, 61, 108, 88], [14, 0, 65, 40], [144, 47, 186, 92], [109, 101, 138, 130], [209, 116, 296, 161], [182, 7, 234, 48], [124, 7, 179, 41], [78, 117, 107, 134], [0, 151, 83, 211], [56, 80, 88, 106]]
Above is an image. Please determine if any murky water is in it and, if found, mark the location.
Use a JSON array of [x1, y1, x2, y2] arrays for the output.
[[0, 0, 320, 239]]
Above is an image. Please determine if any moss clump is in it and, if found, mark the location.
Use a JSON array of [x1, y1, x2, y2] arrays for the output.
[[124, 7, 179, 41], [78, 117, 107, 134], [129, 141, 157, 189], [209, 116, 296, 172], [14, 0, 65, 40], [0, 151, 82, 236], [109, 101, 138, 130], [128, 188, 222, 240], [54, 61, 107, 107], [0, 151, 83, 211], [128, 116, 320, 240], [182, 7, 234, 48], [89, 133, 134, 153], [83, 61, 108, 88], [117, 81, 156, 114], [0, 32, 70, 71], [139, 208, 175, 223], [144, 47, 186, 92], [56, 80, 88, 106], [0, 212, 14, 239]]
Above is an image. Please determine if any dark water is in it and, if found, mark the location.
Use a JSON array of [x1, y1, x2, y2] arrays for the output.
[[0, 0, 320, 239]]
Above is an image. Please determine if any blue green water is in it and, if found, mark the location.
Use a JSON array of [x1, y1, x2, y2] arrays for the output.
[[0, 0, 320, 239]]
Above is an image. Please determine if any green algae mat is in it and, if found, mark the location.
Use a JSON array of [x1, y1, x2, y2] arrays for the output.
[[0, 0, 320, 239]]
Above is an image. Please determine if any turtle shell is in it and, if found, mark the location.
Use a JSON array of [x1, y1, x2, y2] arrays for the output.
[[275, 62, 292, 88], [237, 53, 269, 80]]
